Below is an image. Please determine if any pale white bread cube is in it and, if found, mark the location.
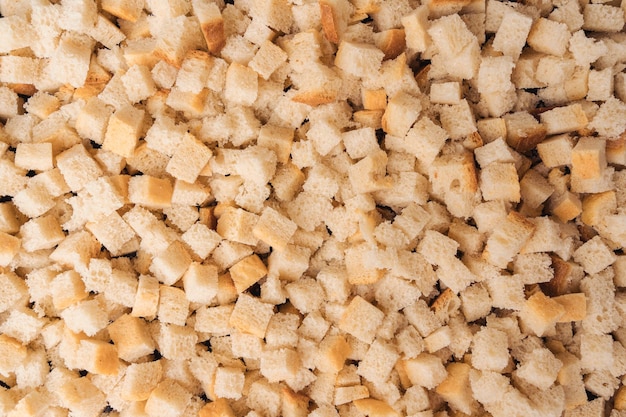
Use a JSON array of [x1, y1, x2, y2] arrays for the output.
[[460, 282, 492, 322], [181, 262, 218, 305], [174, 50, 212, 94], [0, 307, 46, 345], [75, 97, 113, 145], [102, 104, 145, 159], [480, 162, 521, 203], [471, 326, 509, 372], [259, 347, 299, 383], [128, 175, 173, 210], [56, 144, 104, 193], [427, 13, 480, 80], [485, 274, 525, 310], [120, 64, 156, 103], [537, 134, 575, 168], [51, 270, 88, 311], [216, 207, 259, 246], [166, 133, 212, 184], [229, 293, 274, 339], [403, 299, 442, 338], [0, 15, 37, 54], [249, 0, 293, 33], [0, 55, 42, 86], [334, 40, 384, 79], [502, 111, 547, 153], [474, 137, 516, 169], [20, 214, 65, 252], [249, 40, 288, 80], [580, 332, 614, 372], [582, 4, 625, 32], [153, 15, 204, 68], [180, 223, 221, 261], [492, 8, 532, 60], [58, 377, 107, 417], [527, 17, 570, 57], [483, 211, 535, 269], [589, 97, 626, 138], [0, 231, 20, 267], [476, 55, 515, 96], [266, 244, 309, 282], [430, 81, 461, 105], [86, 211, 136, 256], [357, 339, 399, 383], [145, 379, 192, 417], [417, 230, 459, 266], [334, 385, 369, 406], [400, 5, 430, 53], [401, 353, 447, 389], [338, 295, 384, 344], [540, 104, 588, 136], [252, 206, 297, 252], [514, 347, 562, 392], [573, 235, 616, 275], [568, 30, 607, 68], [157, 285, 189, 326], [224, 62, 258, 106], [60, 299, 108, 337], [381, 91, 422, 138], [256, 124, 294, 165], [402, 117, 448, 166], [233, 145, 277, 186], [149, 240, 192, 286], [306, 117, 342, 157], [153, 322, 197, 361], [46, 32, 94, 87], [50, 230, 100, 275], [438, 99, 477, 140]]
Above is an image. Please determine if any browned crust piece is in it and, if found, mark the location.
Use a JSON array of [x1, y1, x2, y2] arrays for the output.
[[202, 18, 226, 55], [320, 0, 340, 44]]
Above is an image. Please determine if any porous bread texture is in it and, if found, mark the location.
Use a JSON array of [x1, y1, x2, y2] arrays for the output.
[[0, 0, 625, 416]]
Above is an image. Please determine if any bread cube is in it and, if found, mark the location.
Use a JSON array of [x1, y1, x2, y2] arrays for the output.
[[338, 295, 385, 344], [519, 291, 565, 337], [193, 0, 225, 54], [587, 68, 614, 102], [527, 17, 570, 57], [195, 304, 234, 336], [382, 91, 422, 138], [51, 270, 88, 311], [515, 348, 562, 390], [430, 81, 461, 105], [401, 5, 430, 52], [216, 207, 260, 246], [436, 362, 476, 415], [0, 231, 20, 267], [483, 211, 535, 268], [260, 348, 299, 383], [108, 313, 155, 362], [157, 285, 189, 326], [471, 327, 509, 372], [150, 240, 192, 286], [166, 133, 212, 183], [156, 323, 197, 360], [438, 99, 477, 140], [14, 143, 53, 172], [58, 377, 107, 417], [230, 254, 268, 293], [582, 4, 625, 32], [224, 62, 258, 106], [56, 144, 104, 193], [335, 40, 384, 79], [121, 361, 163, 402], [402, 353, 447, 389], [145, 379, 192, 417], [121, 64, 156, 103], [249, 40, 288, 80], [229, 293, 274, 338], [49, 33, 93, 88], [480, 162, 520, 202], [357, 339, 400, 383], [285, 277, 325, 314], [549, 191, 582, 223], [76, 339, 119, 375], [61, 299, 108, 337], [492, 9, 532, 60], [485, 274, 525, 310], [573, 235, 616, 275]]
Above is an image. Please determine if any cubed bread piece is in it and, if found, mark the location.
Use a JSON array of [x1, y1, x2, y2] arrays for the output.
[[194, 305, 234, 335], [485, 274, 525, 310], [166, 133, 212, 183], [589, 97, 626, 138], [51, 270, 88, 311], [401, 353, 447, 389], [145, 379, 192, 417], [257, 124, 294, 164], [482, 211, 535, 269], [515, 348, 562, 390], [436, 362, 476, 414], [460, 283, 492, 322], [192, 0, 225, 54], [249, 40, 288, 80], [428, 14, 480, 80], [519, 291, 565, 337], [573, 235, 616, 275], [224, 62, 258, 106], [56, 144, 104, 193], [131, 274, 160, 319], [403, 117, 448, 166], [229, 293, 274, 338], [0, 232, 20, 267], [285, 277, 325, 314], [527, 17, 570, 57], [536, 135, 574, 168], [582, 4, 625, 32], [61, 299, 108, 337], [571, 137, 606, 181], [20, 214, 65, 252], [128, 175, 173, 210], [480, 162, 521, 202], [519, 169, 555, 209], [101, 0, 143, 22], [58, 377, 107, 417], [230, 254, 268, 293], [342, 127, 379, 160], [260, 347, 300, 383], [540, 104, 588, 136], [217, 207, 259, 246], [438, 99, 478, 140], [549, 191, 582, 223], [181, 223, 221, 261], [471, 327, 509, 372], [213, 367, 245, 400], [149, 240, 192, 286], [357, 339, 400, 383], [339, 295, 385, 344], [120, 361, 163, 403], [14, 143, 53, 172], [86, 211, 136, 256], [108, 313, 154, 362], [503, 111, 547, 153], [430, 81, 461, 105], [417, 230, 459, 266], [76, 338, 119, 375], [587, 68, 613, 102], [335, 40, 384, 79], [319, 0, 352, 43], [492, 8, 532, 60], [49, 33, 93, 88], [182, 262, 218, 304], [157, 285, 190, 326]]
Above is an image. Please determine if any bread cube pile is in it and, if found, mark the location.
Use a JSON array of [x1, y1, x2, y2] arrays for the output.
[[1, 0, 626, 416]]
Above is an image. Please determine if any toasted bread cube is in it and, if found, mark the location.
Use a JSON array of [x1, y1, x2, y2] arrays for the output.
[[58, 377, 107, 417], [252, 207, 297, 252], [0, 203, 21, 235], [198, 398, 236, 417], [101, 0, 143, 22], [181, 223, 221, 260], [157, 285, 189, 326], [145, 379, 192, 417], [319, 0, 351, 43], [549, 191, 582, 223], [553, 293, 587, 322], [571, 137, 606, 181], [14, 143, 53, 172], [540, 104, 588, 136], [108, 313, 155, 362], [75, 97, 113, 145], [166, 133, 213, 183], [76, 339, 119, 375], [401, 6, 430, 52], [436, 362, 475, 414], [56, 144, 104, 193], [230, 254, 268, 293], [315, 334, 351, 374], [0, 232, 20, 267], [257, 124, 294, 165], [430, 81, 461, 105], [229, 293, 274, 338], [338, 295, 385, 344], [216, 207, 259, 246], [480, 162, 520, 202], [582, 4, 625, 32], [362, 89, 387, 110], [527, 17, 570, 57], [150, 240, 192, 286], [334, 385, 369, 406], [260, 348, 300, 383], [519, 291, 565, 337], [353, 398, 401, 417], [20, 215, 65, 252], [128, 175, 173, 210], [519, 169, 555, 209], [195, 305, 234, 335], [121, 361, 163, 402]]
